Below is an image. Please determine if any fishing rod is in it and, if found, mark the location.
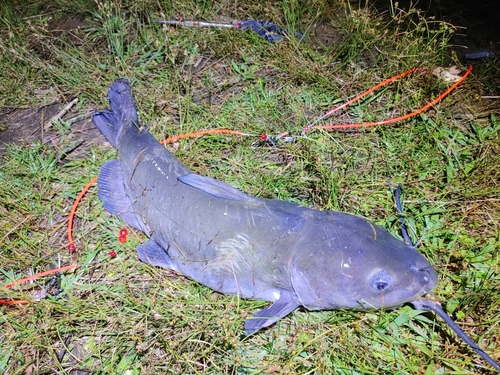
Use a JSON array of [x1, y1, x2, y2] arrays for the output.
[[154, 19, 303, 43]]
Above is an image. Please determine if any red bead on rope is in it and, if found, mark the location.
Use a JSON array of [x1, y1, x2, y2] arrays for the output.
[[118, 227, 128, 243]]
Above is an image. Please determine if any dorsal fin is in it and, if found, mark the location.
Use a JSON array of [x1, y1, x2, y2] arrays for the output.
[[178, 173, 250, 201]]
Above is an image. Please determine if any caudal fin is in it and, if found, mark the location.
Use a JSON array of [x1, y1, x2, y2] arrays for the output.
[[92, 79, 139, 148]]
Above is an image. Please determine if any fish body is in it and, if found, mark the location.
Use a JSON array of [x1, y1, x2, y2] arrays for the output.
[[93, 79, 437, 334]]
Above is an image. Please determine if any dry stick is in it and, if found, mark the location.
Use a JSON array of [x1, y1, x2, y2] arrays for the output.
[[57, 333, 74, 363], [43, 97, 79, 131]]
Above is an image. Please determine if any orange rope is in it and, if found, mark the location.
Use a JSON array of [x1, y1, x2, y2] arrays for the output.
[[1, 173, 96, 305], [67, 176, 98, 247], [304, 67, 421, 131], [0, 264, 77, 305], [160, 129, 245, 144], [2, 265, 77, 290], [0, 299, 29, 305], [313, 65, 473, 131]]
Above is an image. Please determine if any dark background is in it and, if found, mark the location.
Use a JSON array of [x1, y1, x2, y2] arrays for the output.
[[376, 0, 500, 59]]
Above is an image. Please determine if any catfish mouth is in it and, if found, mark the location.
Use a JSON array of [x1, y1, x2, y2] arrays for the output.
[[403, 266, 438, 305], [357, 265, 438, 310]]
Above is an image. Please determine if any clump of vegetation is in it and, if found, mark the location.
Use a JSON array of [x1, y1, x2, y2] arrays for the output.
[[0, 0, 498, 374]]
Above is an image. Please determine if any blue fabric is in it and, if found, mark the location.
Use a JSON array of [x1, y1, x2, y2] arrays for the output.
[[237, 20, 303, 43]]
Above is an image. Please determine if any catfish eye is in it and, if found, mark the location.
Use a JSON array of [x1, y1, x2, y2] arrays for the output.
[[372, 272, 392, 292]]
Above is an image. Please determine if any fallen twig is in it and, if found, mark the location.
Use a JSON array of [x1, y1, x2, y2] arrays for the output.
[[43, 97, 79, 131]]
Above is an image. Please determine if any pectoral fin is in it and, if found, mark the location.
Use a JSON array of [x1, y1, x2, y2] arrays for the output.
[[290, 257, 323, 310], [244, 291, 299, 335], [178, 173, 250, 201]]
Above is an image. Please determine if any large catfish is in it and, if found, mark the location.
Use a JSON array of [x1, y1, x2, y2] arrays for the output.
[[93, 79, 499, 370]]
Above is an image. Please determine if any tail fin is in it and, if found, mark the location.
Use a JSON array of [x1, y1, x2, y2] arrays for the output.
[[92, 79, 139, 148]]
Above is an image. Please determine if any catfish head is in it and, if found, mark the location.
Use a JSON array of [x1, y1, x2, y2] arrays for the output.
[[290, 211, 437, 311]]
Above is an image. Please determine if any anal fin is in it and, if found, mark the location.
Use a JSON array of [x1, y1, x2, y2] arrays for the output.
[[244, 291, 299, 335], [137, 239, 177, 271]]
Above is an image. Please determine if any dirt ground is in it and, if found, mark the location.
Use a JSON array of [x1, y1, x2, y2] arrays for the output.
[[0, 14, 108, 158]]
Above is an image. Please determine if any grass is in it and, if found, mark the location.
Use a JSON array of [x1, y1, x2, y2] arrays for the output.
[[0, 0, 499, 373]]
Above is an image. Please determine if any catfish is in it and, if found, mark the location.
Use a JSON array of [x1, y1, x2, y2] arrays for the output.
[[93, 79, 499, 371]]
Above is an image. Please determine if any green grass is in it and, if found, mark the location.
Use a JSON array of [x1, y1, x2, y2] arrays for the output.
[[1, 0, 499, 373]]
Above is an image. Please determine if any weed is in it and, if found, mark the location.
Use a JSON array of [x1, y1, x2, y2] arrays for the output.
[[0, 0, 498, 374]]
